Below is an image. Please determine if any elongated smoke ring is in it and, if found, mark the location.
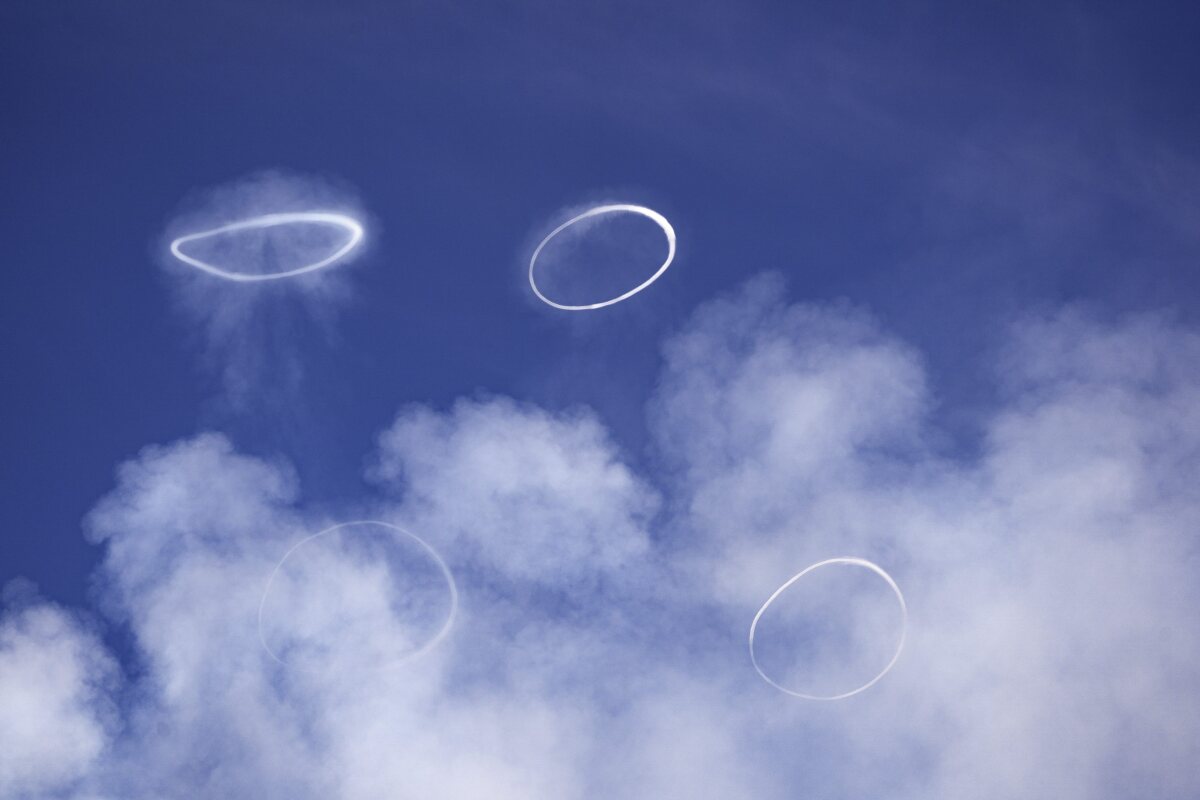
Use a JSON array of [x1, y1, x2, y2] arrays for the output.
[[257, 519, 458, 670], [528, 203, 676, 310], [169, 211, 364, 282], [748, 556, 907, 700]]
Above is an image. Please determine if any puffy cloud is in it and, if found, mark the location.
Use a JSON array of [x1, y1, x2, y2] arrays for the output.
[[5, 278, 1200, 798], [373, 397, 659, 587], [650, 275, 931, 608], [652, 280, 1200, 799], [892, 307, 1200, 800], [66, 411, 661, 799], [80, 435, 324, 798], [0, 601, 117, 798]]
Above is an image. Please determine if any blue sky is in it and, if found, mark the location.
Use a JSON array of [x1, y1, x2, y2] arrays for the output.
[[4, 0, 1200, 600], [2, 2, 1200, 798]]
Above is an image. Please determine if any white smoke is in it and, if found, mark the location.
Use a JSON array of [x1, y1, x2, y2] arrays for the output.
[[3, 276, 1198, 798], [158, 171, 370, 410]]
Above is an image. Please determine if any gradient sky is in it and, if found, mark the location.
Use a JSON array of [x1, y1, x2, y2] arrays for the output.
[[4, 0, 1198, 604], [2, 3, 1200, 798]]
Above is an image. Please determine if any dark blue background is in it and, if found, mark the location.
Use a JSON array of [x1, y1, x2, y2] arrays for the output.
[[3, 0, 1199, 608]]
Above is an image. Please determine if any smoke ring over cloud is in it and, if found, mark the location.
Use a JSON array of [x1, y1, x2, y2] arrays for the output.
[[257, 519, 458, 670], [748, 556, 907, 700], [169, 211, 364, 282], [528, 203, 676, 310]]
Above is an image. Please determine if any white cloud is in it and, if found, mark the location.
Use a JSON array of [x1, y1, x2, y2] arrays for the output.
[[0, 602, 116, 799], [373, 397, 659, 587], [650, 278, 1200, 799], [649, 275, 930, 607], [4, 277, 1199, 798]]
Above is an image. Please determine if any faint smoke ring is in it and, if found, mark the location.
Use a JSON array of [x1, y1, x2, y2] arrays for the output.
[[528, 203, 676, 310], [169, 211, 364, 282], [748, 556, 907, 700], [257, 519, 458, 670]]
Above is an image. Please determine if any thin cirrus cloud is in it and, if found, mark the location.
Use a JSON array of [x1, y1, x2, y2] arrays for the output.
[[1, 276, 1199, 798]]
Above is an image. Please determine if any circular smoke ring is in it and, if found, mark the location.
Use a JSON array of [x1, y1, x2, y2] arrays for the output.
[[169, 211, 364, 282], [748, 556, 907, 700], [257, 519, 458, 670], [528, 203, 676, 310]]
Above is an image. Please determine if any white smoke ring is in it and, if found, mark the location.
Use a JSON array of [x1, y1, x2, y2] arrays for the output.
[[748, 556, 907, 701], [528, 203, 676, 311], [169, 211, 364, 282], [257, 519, 458, 670]]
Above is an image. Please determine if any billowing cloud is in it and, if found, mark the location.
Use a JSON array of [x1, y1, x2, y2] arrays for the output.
[[651, 278, 1200, 799], [372, 397, 659, 586], [0, 600, 116, 799], [3, 277, 1198, 798]]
